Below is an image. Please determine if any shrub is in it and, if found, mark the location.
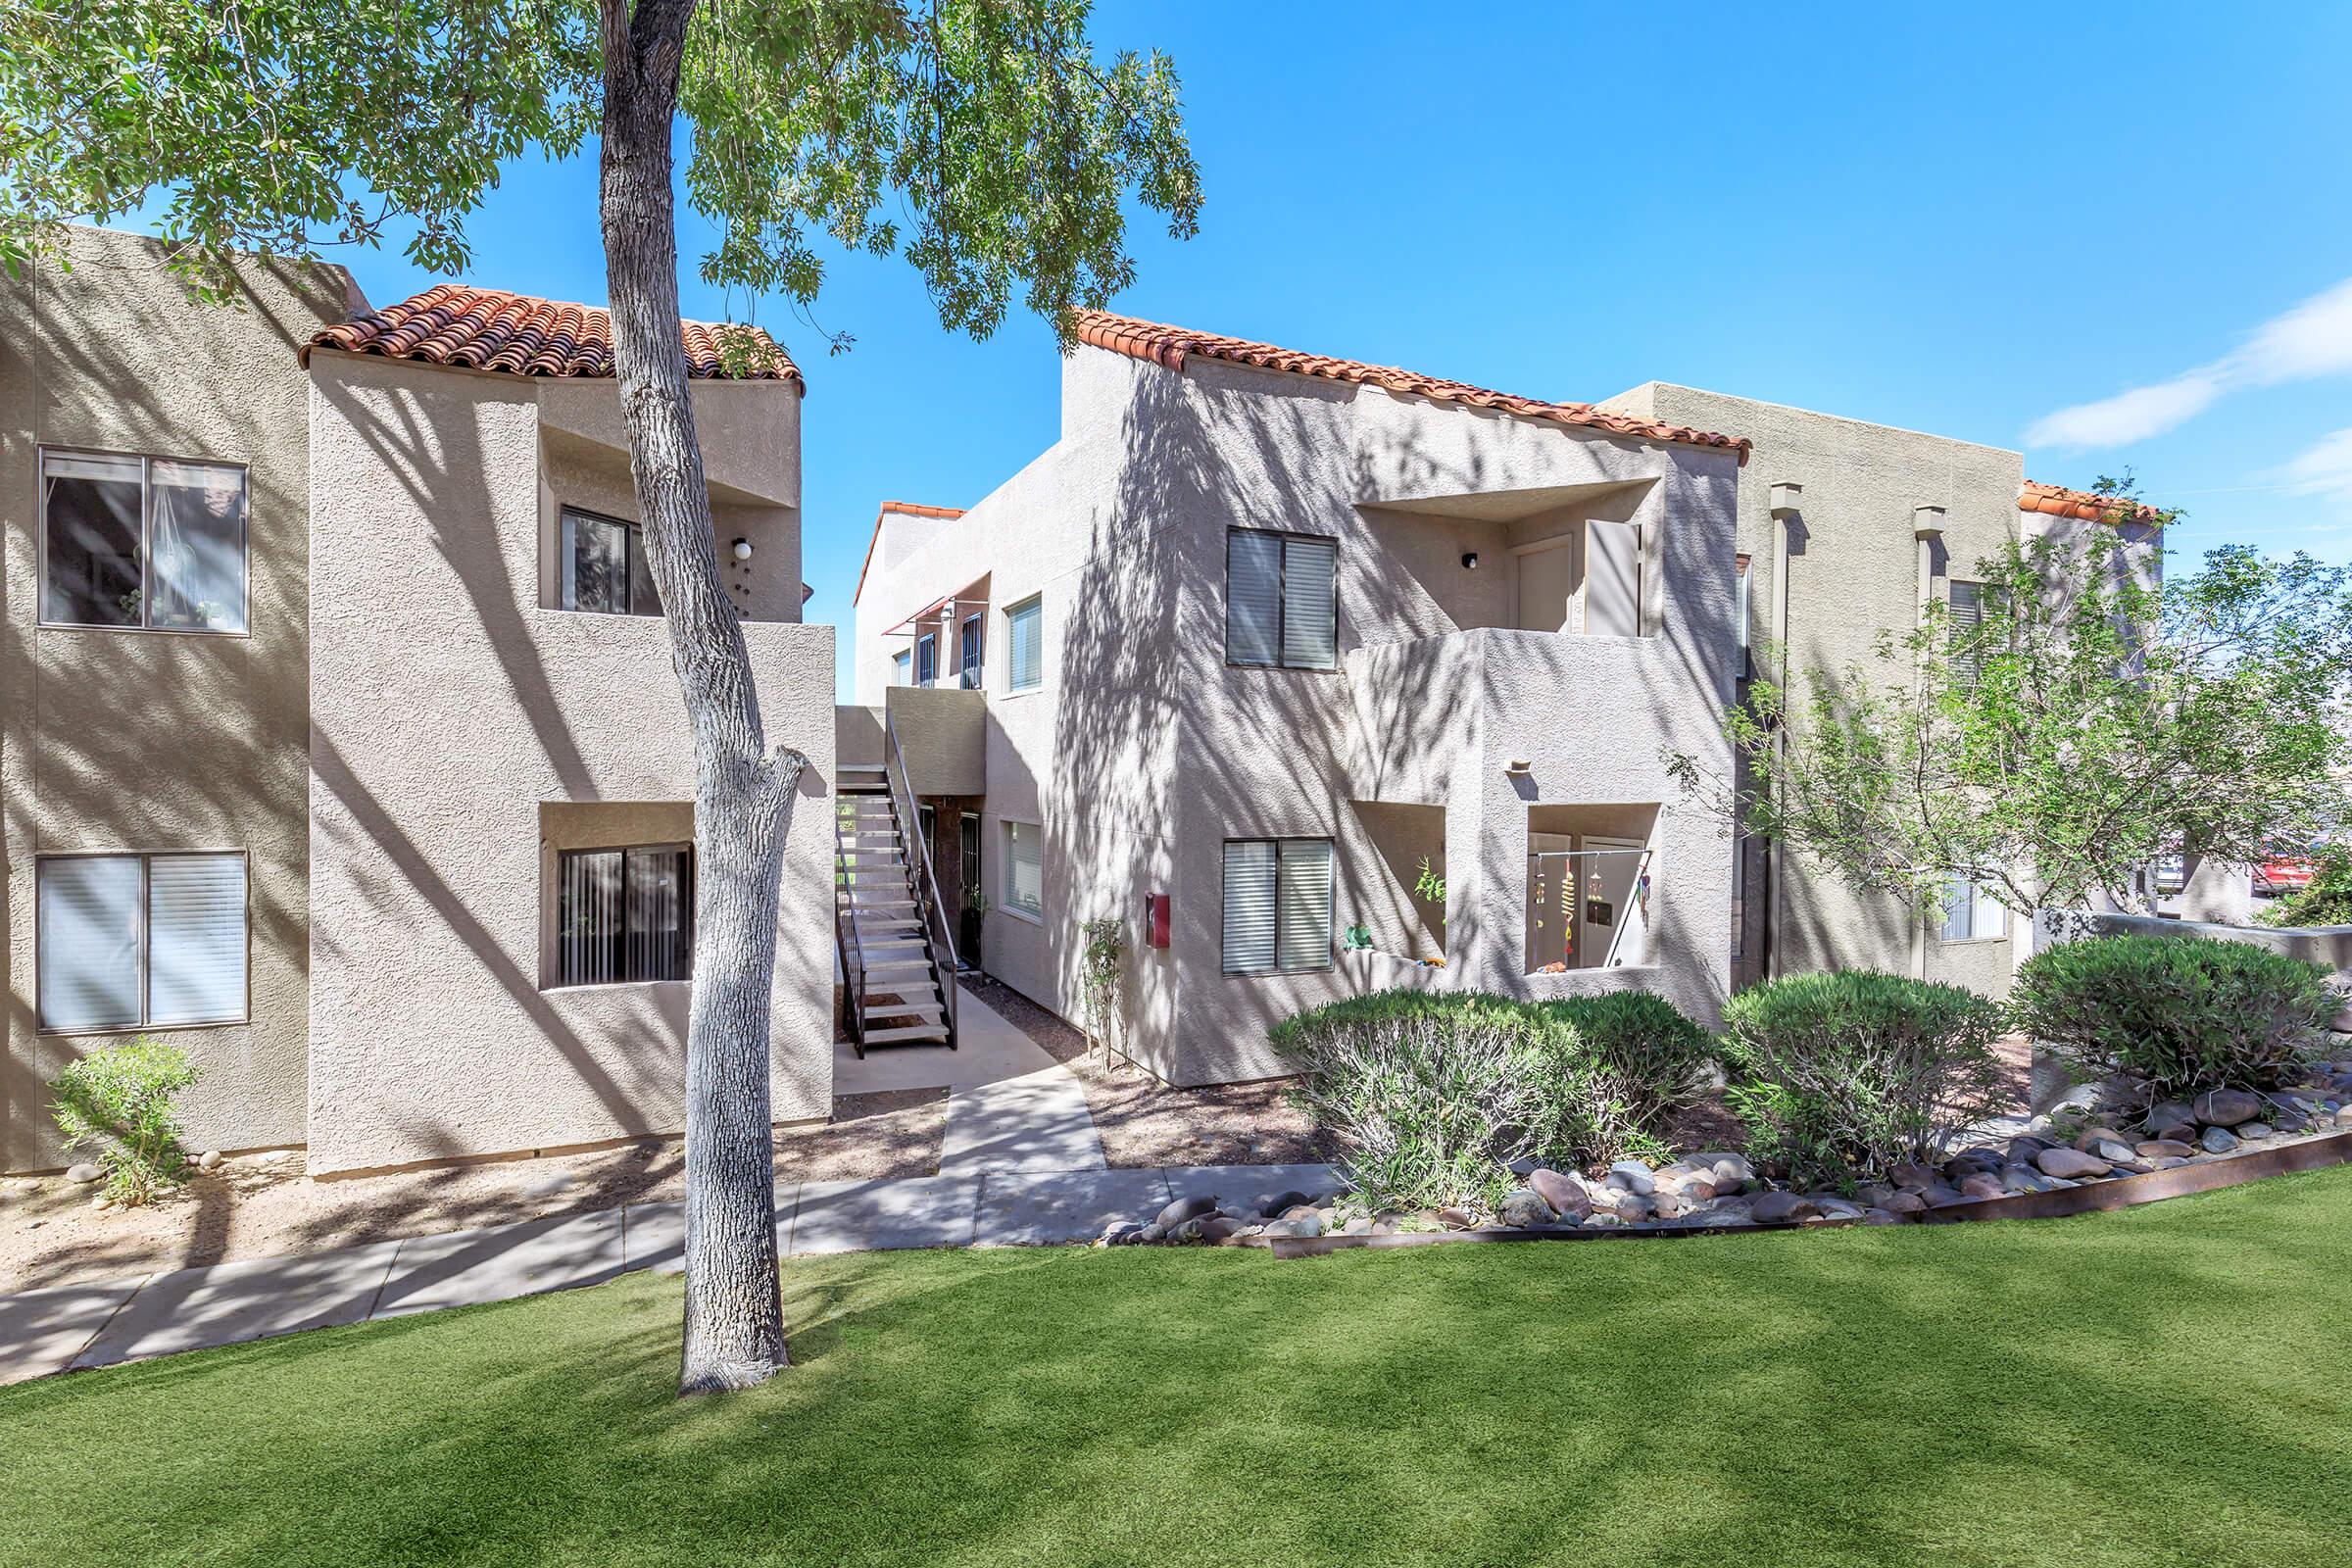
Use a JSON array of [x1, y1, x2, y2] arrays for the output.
[[2009, 932, 2337, 1097], [1270, 988, 1715, 1210], [51, 1036, 201, 1206], [2261, 847, 2352, 929], [1720, 971, 2009, 1189]]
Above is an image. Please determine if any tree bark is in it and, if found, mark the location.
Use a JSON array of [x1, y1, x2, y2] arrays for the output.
[[598, 0, 803, 1395]]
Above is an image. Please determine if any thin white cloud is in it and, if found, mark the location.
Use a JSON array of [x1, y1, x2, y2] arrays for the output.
[[2282, 425, 2352, 507], [2027, 276, 2352, 450]]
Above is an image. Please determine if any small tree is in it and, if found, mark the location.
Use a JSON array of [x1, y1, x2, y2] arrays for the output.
[[1675, 483, 2352, 923], [1078, 915, 1125, 1062], [4, 0, 1199, 1394]]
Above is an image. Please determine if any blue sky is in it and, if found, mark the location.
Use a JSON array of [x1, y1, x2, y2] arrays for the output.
[[305, 2, 2352, 698]]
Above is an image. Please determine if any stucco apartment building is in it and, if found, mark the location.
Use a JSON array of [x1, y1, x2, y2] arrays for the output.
[[3, 226, 834, 1175], [850, 314, 2165, 1086]]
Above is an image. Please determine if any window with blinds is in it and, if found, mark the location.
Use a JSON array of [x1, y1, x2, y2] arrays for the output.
[[1006, 596, 1044, 692], [1003, 820, 1044, 917], [959, 613, 985, 689], [1226, 529, 1338, 669], [1222, 838, 1334, 974], [1937, 873, 2007, 943], [915, 632, 938, 687], [40, 449, 248, 633], [1946, 579, 2007, 685], [36, 852, 247, 1031], [558, 846, 694, 986], [560, 508, 660, 616]]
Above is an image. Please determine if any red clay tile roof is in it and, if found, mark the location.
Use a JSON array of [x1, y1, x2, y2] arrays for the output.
[[2019, 480, 2166, 523], [303, 283, 802, 383], [1071, 311, 1749, 463], [854, 501, 967, 607]]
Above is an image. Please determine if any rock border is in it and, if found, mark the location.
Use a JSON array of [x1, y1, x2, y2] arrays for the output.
[[1248, 1127, 2352, 1259]]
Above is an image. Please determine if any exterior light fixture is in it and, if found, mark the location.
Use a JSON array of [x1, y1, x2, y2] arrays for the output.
[[731, 537, 754, 561], [1768, 481, 1803, 518], [1505, 759, 1532, 774], [1460, 551, 1480, 569]]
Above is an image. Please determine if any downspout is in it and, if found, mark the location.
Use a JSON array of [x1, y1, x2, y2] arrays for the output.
[[1910, 506, 1945, 982], [1765, 482, 1802, 981]]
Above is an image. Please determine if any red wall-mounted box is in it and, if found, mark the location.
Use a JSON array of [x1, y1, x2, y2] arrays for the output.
[[1146, 892, 1170, 949]]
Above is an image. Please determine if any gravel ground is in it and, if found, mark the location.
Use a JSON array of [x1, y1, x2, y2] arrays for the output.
[[0, 1088, 945, 1296], [960, 977, 1338, 1169]]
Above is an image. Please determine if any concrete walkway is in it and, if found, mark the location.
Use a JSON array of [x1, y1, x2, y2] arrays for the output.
[[0, 986, 1335, 1386]]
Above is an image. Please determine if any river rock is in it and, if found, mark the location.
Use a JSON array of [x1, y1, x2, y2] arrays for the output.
[[2232, 1122, 2275, 1142], [1498, 1189, 1553, 1229], [2199, 1125, 2239, 1154], [2135, 1140, 2193, 1159], [1958, 1173, 2007, 1200], [1262, 1215, 1324, 1239], [1528, 1167, 1590, 1218], [2036, 1148, 2110, 1180], [1750, 1191, 1819, 1224], [1883, 1191, 1928, 1214], [2193, 1089, 2262, 1128], [1605, 1160, 1656, 1196], [1155, 1194, 1219, 1231], [65, 1162, 103, 1185]]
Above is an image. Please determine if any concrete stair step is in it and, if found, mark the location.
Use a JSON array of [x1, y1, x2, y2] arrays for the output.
[[861, 1024, 951, 1046]]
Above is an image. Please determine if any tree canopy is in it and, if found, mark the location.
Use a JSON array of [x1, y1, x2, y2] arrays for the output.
[[0, 0, 1200, 343], [1676, 493, 2352, 920]]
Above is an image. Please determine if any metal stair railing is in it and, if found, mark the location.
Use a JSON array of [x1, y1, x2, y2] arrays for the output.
[[833, 805, 871, 1056], [882, 710, 959, 1051]]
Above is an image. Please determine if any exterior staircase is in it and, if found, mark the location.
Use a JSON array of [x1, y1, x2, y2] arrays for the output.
[[834, 760, 958, 1054]]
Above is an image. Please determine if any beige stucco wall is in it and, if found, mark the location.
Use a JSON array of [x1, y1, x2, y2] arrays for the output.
[[2, 227, 352, 1169], [1600, 382, 2156, 999], [858, 344, 1739, 1084], [305, 350, 833, 1174]]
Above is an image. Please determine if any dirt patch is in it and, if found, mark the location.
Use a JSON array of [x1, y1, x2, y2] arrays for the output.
[[0, 1088, 944, 1296], [961, 977, 1338, 1168]]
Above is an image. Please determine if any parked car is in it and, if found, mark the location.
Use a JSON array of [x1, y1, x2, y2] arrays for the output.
[[2253, 853, 2317, 896]]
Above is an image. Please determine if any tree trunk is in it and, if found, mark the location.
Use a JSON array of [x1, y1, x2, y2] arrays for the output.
[[598, 0, 804, 1395]]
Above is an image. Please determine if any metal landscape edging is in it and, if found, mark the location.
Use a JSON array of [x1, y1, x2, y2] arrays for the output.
[[1252, 1127, 2352, 1259], [1914, 1126, 2352, 1224]]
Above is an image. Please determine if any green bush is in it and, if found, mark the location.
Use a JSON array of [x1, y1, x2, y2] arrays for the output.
[[2261, 847, 2352, 929], [2009, 932, 2337, 1097], [51, 1036, 201, 1206], [1721, 971, 2009, 1190], [1270, 988, 1714, 1211]]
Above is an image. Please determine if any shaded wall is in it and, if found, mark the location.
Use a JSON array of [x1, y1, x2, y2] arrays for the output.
[[2, 227, 351, 1169], [305, 351, 834, 1174]]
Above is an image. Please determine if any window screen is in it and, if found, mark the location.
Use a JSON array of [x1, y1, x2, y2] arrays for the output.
[[959, 614, 985, 689], [1226, 529, 1337, 669], [1222, 838, 1334, 974], [559, 846, 695, 985], [1004, 820, 1044, 916], [1938, 873, 2007, 943], [561, 509, 660, 616], [1006, 597, 1044, 692], [41, 450, 248, 632], [36, 852, 247, 1031]]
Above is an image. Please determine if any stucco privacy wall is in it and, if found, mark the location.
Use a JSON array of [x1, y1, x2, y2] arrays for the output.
[[2, 227, 352, 1170], [2043, 911, 2352, 1034], [858, 342, 1738, 1085], [305, 350, 833, 1174], [1603, 382, 2076, 998]]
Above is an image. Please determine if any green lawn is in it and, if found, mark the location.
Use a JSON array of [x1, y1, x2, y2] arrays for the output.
[[6, 1168, 2349, 1568]]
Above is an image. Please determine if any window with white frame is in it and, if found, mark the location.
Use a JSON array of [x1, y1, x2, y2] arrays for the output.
[[557, 845, 695, 985], [560, 508, 661, 615], [1938, 873, 2007, 943], [1005, 596, 1044, 693], [1226, 528, 1338, 669], [1733, 557, 1752, 679], [1002, 820, 1044, 918], [892, 648, 911, 685], [36, 852, 248, 1031], [1221, 838, 1334, 974], [40, 449, 248, 632]]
